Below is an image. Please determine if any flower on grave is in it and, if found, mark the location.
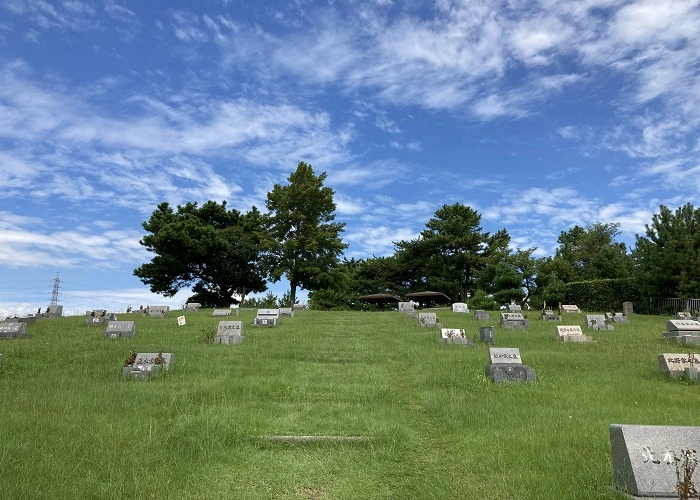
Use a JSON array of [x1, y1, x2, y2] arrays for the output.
[[154, 351, 165, 365], [124, 349, 137, 367]]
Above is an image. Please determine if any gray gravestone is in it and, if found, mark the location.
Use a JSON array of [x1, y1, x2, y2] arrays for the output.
[[185, 302, 201, 311], [585, 314, 614, 331], [418, 312, 440, 328], [398, 302, 414, 312], [610, 424, 700, 498], [485, 347, 536, 383], [85, 310, 117, 326], [611, 312, 629, 323], [103, 321, 135, 339], [541, 309, 561, 321], [452, 302, 469, 313], [658, 353, 700, 378], [123, 352, 174, 379], [45, 305, 63, 317], [214, 321, 244, 344], [500, 312, 529, 329], [146, 306, 169, 317], [278, 307, 294, 318], [292, 304, 305, 311], [0, 322, 29, 339], [556, 325, 592, 343], [254, 308, 279, 327], [479, 326, 495, 344], [664, 320, 700, 345], [473, 310, 491, 321], [17, 316, 36, 325], [622, 302, 634, 315], [561, 304, 581, 313], [507, 303, 521, 313], [212, 309, 232, 316], [440, 328, 473, 346]]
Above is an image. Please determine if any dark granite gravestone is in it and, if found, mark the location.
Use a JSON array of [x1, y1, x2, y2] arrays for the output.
[[278, 307, 294, 318], [452, 302, 469, 313], [610, 424, 700, 498], [185, 302, 201, 311], [440, 328, 474, 346], [585, 314, 614, 331], [485, 347, 536, 383], [398, 302, 414, 313], [479, 326, 495, 344], [146, 306, 169, 317], [212, 309, 233, 316], [663, 320, 700, 345], [0, 322, 30, 339], [500, 312, 528, 329], [123, 352, 174, 379], [214, 321, 244, 344], [473, 310, 491, 321], [254, 309, 279, 327], [658, 353, 700, 378], [103, 321, 135, 339], [556, 325, 592, 343]]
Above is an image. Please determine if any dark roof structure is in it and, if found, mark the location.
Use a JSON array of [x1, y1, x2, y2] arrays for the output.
[[357, 293, 403, 305], [404, 291, 451, 306]]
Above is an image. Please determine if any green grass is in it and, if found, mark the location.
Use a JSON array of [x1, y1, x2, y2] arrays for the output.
[[0, 309, 698, 499]]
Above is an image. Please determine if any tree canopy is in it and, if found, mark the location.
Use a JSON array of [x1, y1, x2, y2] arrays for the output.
[[133, 201, 267, 307]]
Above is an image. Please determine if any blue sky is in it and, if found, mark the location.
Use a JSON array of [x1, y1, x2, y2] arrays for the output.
[[1, 0, 699, 317]]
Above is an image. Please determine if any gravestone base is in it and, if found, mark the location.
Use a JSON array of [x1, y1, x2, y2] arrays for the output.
[[214, 334, 244, 345], [406, 312, 418, 320], [613, 316, 629, 324], [441, 336, 475, 346], [560, 334, 593, 343], [17, 316, 36, 325], [102, 330, 133, 339], [540, 314, 561, 322], [500, 320, 529, 329], [420, 322, 443, 329], [663, 333, 700, 345], [122, 365, 165, 380], [684, 367, 700, 381], [473, 311, 491, 320], [479, 326, 495, 344], [485, 363, 536, 383], [591, 324, 615, 331]]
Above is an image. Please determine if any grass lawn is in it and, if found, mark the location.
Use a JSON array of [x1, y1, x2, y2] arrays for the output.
[[0, 309, 698, 499]]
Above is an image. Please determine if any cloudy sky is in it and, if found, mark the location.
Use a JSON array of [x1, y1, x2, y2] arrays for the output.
[[1, 0, 699, 317]]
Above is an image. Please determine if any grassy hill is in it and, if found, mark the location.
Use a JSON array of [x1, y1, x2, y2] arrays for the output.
[[0, 309, 697, 499]]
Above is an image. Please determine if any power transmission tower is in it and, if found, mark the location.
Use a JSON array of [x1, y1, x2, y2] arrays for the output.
[[50, 273, 61, 305]]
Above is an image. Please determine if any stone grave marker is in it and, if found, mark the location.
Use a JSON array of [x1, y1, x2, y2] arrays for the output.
[[540, 309, 561, 321], [279, 307, 294, 318], [452, 302, 469, 313], [214, 321, 244, 344], [507, 303, 521, 313], [17, 316, 37, 325], [473, 310, 491, 321], [556, 325, 592, 343], [418, 312, 440, 328], [675, 311, 693, 320], [560, 304, 581, 313], [292, 303, 305, 311], [254, 308, 279, 327], [585, 314, 614, 331], [485, 347, 536, 383], [663, 320, 700, 345], [611, 312, 629, 323], [146, 305, 169, 317], [479, 326, 495, 344], [398, 302, 414, 313], [0, 321, 30, 339], [212, 309, 233, 316], [45, 305, 63, 317], [440, 328, 473, 346], [622, 301, 634, 315], [185, 302, 201, 311], [500, 312, 528, 329], [103, 321, 135, 339], [610, 424, 700, 498], [658, 353, 700, 378], [123, 352, 174, 379], [85, 310, 117, 326]]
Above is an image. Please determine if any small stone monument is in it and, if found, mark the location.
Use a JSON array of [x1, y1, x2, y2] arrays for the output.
[[541, 309, 561, 322], [440, 328, 473, 346], [85, 310, 117, 326], [609, 312, 629, 323], [185, 302, 201, 311], [123, 352, 174, 379], [556, 325, 592, 343], [103, 321, 135, 339], [479, 326, 495, 344], [663, 320, 700, 345], [0, 322, 30, 339], [254, 308, 279, 327], [675, 311, 693, 320], [485, 347, 536, 383], [145, 305, 169, 318], [452, 302, 469, 313], [278, 307, 294, 318], [507, 302, 521, 313], [610, 424, 700, 498], [500, 312, 528, 329], [418, 312, 441, 328], [398, 302, 414, 313], [214, 321, 244, 344], [212, 309, 233, 316], [622, 302, 633, 315], [292, 303, 305, 311], [45, 305, 63, 317], [473, 310, 491, 320], [560, 304, 581, 313], [658, 352, 700, 379], [585, 314, 614, 331]]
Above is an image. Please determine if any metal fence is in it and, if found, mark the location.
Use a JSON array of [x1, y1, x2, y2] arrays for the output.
[[648, 297, 700, 315]]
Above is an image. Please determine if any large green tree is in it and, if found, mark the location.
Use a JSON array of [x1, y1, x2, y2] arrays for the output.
[[264, 161, 347, 306], [134, 201, 267, 307], [633, 203, 700, 298]]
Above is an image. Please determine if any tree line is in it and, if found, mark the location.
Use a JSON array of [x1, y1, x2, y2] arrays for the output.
[[134, 161, 700, 311]]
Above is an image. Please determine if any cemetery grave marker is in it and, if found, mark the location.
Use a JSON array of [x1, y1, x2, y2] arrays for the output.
[[45, 305, 63, 317], [0, 321, 30, 339], [85, 310, 117, 326], [473, 310, 491, 321], [398, 302, 414, 313], [214, 321, 244, 344], [279, 307, 294, 318], [485, 347, 536, 383], [610, 424, 700, 498], [440, 328, 473, 346], [507, 303, 521, 313], [585, 314, 614, 331], [254, 308, 279, 327], [146, 306, 169, 318], [418, 312, 441, 328], [560, 304, 581, 313], [292, 303, 305, 311], [663, 320, 700, 346], [658, 353, 700, 379], [212, 309, 233, 316], [479, 326, 495, 344], [17, 316, 36, 325], [676, 311, 693, 319], [622, 301, 634, 315], [123, 352, 174, 379], [541, 309, 561, 322], [185, 302, 201, 311], [556, 325, 592, 343], [103, 321, 135, 339], [611, 312, 629, 323], [500, 312, 529, 329], [452, 302, 469, 313]]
